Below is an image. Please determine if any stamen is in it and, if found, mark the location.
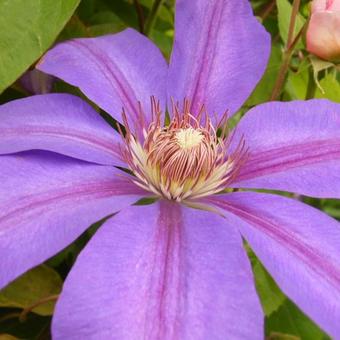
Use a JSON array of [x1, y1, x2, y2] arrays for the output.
[[120, 98, 247, 202]]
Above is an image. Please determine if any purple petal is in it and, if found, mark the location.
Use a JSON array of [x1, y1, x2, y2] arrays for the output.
[[168, 0, 270, 118], [52, 201, 263, 339], [207, 192, 340, 338], [232, 100, 340, 198], [0, 151, 144, 289], [0, 94, 125, 166], [37, 29, 168, 128]]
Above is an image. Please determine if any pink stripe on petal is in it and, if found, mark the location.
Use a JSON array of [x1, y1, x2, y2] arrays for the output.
[[1, 126, 122, 163], [187, 1, 224, 114], [38, 29, 167, 129], [0, 151, 143, 289], [0, 94, 125, 166], [207, 192, 340, 337], [237, 138, 340, 181], [168, 0, 270, 119], [231, 100, 340, 198], [68, 40, 139, 119], [52, 201, 263, 339], [0, 178, 142, 233]]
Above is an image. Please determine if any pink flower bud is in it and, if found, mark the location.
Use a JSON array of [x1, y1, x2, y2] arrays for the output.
[[307, 0, 340, 62]]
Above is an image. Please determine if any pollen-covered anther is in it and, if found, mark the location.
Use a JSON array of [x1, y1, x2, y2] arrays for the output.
[[122, 98, 247, 202]]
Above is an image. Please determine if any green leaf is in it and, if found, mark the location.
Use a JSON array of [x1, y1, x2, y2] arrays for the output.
[[139, 0, 174, 25], [321, 199, 340, 220], [150, 29, 174, 59], [89, 23, 126, 37], [310, 57, 334, 74], [276, 0, 305, 48], [0, 0, 80, 93], [102, 0, 139, 29], [88, 10, 125, 26], [285, 60, 310, 100], [253, 257, 286, 316], [0, 265, 62, 316], [246, 45, 282, 106], [310, 56, 335, 93], [57, 15, 89, 41], [315, 73, 340, 103], [266, 300, 330, 339]]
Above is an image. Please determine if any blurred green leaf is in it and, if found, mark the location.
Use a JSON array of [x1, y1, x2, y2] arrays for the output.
[[79, 10, 127, 36], [315, 73, 340, 103], [102, 0, 139, 28], [321, 199, 340, 220], [253, 257, 286, 316], [0, 335, 18, 340], [310, 56, 335, 93], [266, 299, 330, 339], [150, 29, 173, 59], [139, 0, 173, 24], [88, 10, 125, 25], [246, 45, 282, 106], [310, 56, 334, 74], [276, 0, 305, 48], [77, 0, 97, 22], [323, 207, 340, 219], [286, 60, 309, 100], [89, 22, 126, 36], [0, 310, 51, 339], [0, 265, 62, 316], [246, 244, 285, 316], [0, 0, 80, 93], [57, 15, 89, 40]]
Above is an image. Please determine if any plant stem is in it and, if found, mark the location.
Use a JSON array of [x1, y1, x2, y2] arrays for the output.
[[270, 49, 293, 101], [305, 67, 316, 99], [133, 0, 145, 34], [270, 0, 301, 100], [0, 312, 21, 323], [144, 0, 164, 36], [287, 0, 301, 49], [259, 0, 276, 21], [19, 294, 59, 322]]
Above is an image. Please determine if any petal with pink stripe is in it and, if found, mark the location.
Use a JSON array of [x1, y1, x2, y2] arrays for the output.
[[231, 100, 340, 198], [0, 94, 125, 166], [52, 201, 263, 339], [0, 151, 144, 289], [207, 192, 340, 338]]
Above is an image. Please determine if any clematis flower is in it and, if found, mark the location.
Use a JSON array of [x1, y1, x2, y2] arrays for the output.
[[1, 0, 340, 338], [306, 0, 340, 62]]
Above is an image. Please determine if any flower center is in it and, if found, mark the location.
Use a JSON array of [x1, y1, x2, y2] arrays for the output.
[[121, 99, 247, 202], [175, 128, 203, 149]]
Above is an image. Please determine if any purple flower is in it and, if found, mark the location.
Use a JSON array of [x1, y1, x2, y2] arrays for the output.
[[1, 0, 340, 338]]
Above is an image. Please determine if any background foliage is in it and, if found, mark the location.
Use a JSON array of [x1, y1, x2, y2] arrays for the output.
[[0, 0, 339, 338]]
